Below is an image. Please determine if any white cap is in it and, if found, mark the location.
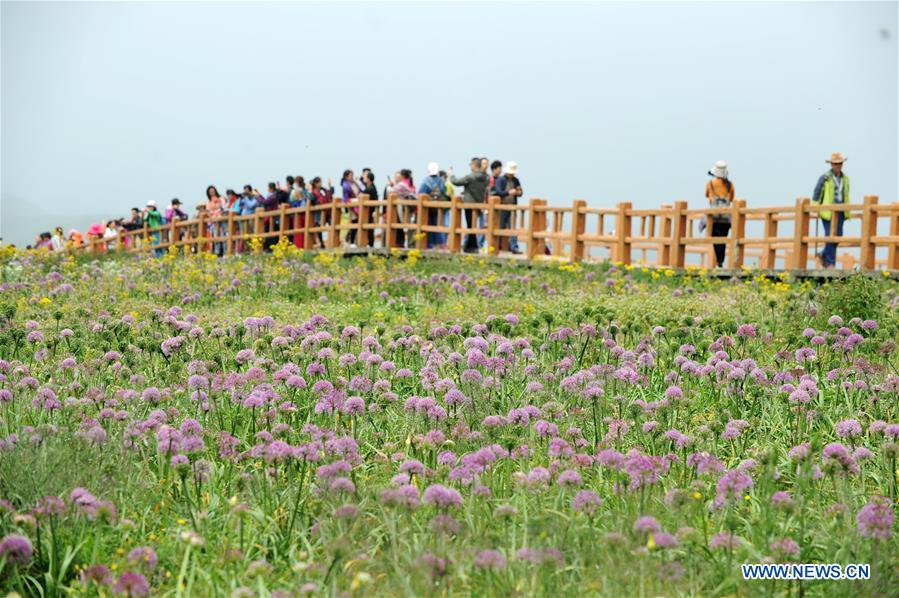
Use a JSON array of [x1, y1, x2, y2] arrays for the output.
[[504, 161, 518, 175], [427, 162, 440, 176], [146, 200, 157, 207]]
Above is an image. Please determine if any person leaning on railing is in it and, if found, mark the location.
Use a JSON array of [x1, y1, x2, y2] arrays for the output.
[[705, 161, 734, 268], [812, 152, 850, 269]]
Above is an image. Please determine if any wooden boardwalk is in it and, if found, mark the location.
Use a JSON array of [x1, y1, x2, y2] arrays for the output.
[[76, 194, 899, 272]]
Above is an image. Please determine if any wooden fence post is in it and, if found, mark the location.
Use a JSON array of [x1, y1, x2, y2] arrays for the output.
[[762, 212, 777, 269], [416, 194, 428, 250], [658, 204, 672, 266], [859, 195, 878, 270], [888, 201, 899, 270], [448, 195, 461, 252], [570, 199, 587, 262], [486, 196, 499, 254], [197, 207, 207, 253], [615, 201, 632, 265], [358, 194, 370, 247], [253, 208, 264, 248], [526, 198, 539, 259], [303, 202, 313, 250], [669, 200, 687, 268], [790, 197, 810, 269], [224, 211, 233, 255], [328, 202, 340, 248], [728, 199, 747, 269], [278, 204, 288, 240], [385, 193, 398, 249]]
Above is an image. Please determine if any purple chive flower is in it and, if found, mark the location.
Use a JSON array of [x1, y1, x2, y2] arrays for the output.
[[834, 419, 862, 439], [423, 484, 463, 509], [770, 491, 795, 510], [235, 349, 255, 365], [474, 549, 508, 570], [633, 516, 661, 534], [856, 498, 894, 540], [112, 572, 150, 596], [0, 534, 34, 565], [80, 564, 113, 585], [715, 469, 753, 505], [770, 538, 799, 559], [652, 532, 678, 549], [710, 532, 740, 550], [127, 546, 158, 571], [572, 490, 602, 514]]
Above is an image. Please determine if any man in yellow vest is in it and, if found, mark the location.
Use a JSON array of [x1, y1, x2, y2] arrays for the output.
[[812, 152, 850, 269]]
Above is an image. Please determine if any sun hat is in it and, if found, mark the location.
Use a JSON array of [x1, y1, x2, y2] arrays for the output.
[[709, 161, 728, 179], [427, 162, 440, 176], [146, 200, 157, 208], [504, 161, 519, 175], [826, 152, 847, 164], [172, 198, 182, 205]]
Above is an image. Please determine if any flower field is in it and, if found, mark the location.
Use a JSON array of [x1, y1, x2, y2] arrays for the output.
[[0, 245, 897, 597]]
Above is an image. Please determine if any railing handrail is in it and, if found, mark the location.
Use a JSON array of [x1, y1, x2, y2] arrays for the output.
[[68, 194, 899, 271]]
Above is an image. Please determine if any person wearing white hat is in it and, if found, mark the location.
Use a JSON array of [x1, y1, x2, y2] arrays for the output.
[[705, 160, 734, 268], [494, 161, 523, 254], [419, 162, 449, 248], [143, 200, 164, 256], [812, 152, 850, 269]]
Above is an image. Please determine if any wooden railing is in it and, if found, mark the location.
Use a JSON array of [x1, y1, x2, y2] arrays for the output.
[[78, 194, 899, 270]]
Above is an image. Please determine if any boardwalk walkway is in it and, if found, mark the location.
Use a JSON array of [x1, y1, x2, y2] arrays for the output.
[[76, 195, 899, 271]]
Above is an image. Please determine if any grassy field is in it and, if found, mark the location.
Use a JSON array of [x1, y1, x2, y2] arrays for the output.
[[0, 243, 897, 596]]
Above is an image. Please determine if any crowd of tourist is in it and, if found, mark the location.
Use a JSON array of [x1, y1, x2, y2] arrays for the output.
[[24, 151, 850, 268], [28, 157, 524, 256]]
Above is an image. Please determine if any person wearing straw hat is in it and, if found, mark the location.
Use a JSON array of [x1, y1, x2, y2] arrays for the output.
[[812, 152, 850, 269], [705, 160, 734, 268], [495, 161, 523, 254]]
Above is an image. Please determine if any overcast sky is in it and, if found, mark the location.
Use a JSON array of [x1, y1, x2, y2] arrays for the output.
[[2, 1, 896, 246]]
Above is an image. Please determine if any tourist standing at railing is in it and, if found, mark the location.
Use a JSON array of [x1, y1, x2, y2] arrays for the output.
[[236, 186, 261, 253], [205, 186, 226, 256], [289, 177, 311, 249], [311, 177, 334, 249], [166, 198, 188, 223], [122, 208, 143, 249], [259, 182, 281, 251], [812, 152, 850, 269], [494, 161, 523, 254], [705, 161, 734, 268], [143, 200, 164, 256], [479, 159, 501, 251], [51, 227, 66, 251], [68, 229, 83, 248], [361, 171, 378, 247], [342, 169, 362, 247], [449, 157, 489, 253], [387, 169, 417, 248], [441, 170, 454, 246], [419, 162, 449, 249]]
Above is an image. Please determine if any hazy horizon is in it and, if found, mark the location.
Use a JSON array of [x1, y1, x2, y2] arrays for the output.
[[2, 1, 897, 246]]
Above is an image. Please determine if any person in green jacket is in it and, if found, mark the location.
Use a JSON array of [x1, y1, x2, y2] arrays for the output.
[[143, 200, 165, 256], [449, 157, 489, 253], [812, 152, 850, 269]]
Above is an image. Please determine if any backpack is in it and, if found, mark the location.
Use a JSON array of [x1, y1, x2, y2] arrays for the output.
[[428, 177, 448, 201], [709, 179, 732, 223]]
